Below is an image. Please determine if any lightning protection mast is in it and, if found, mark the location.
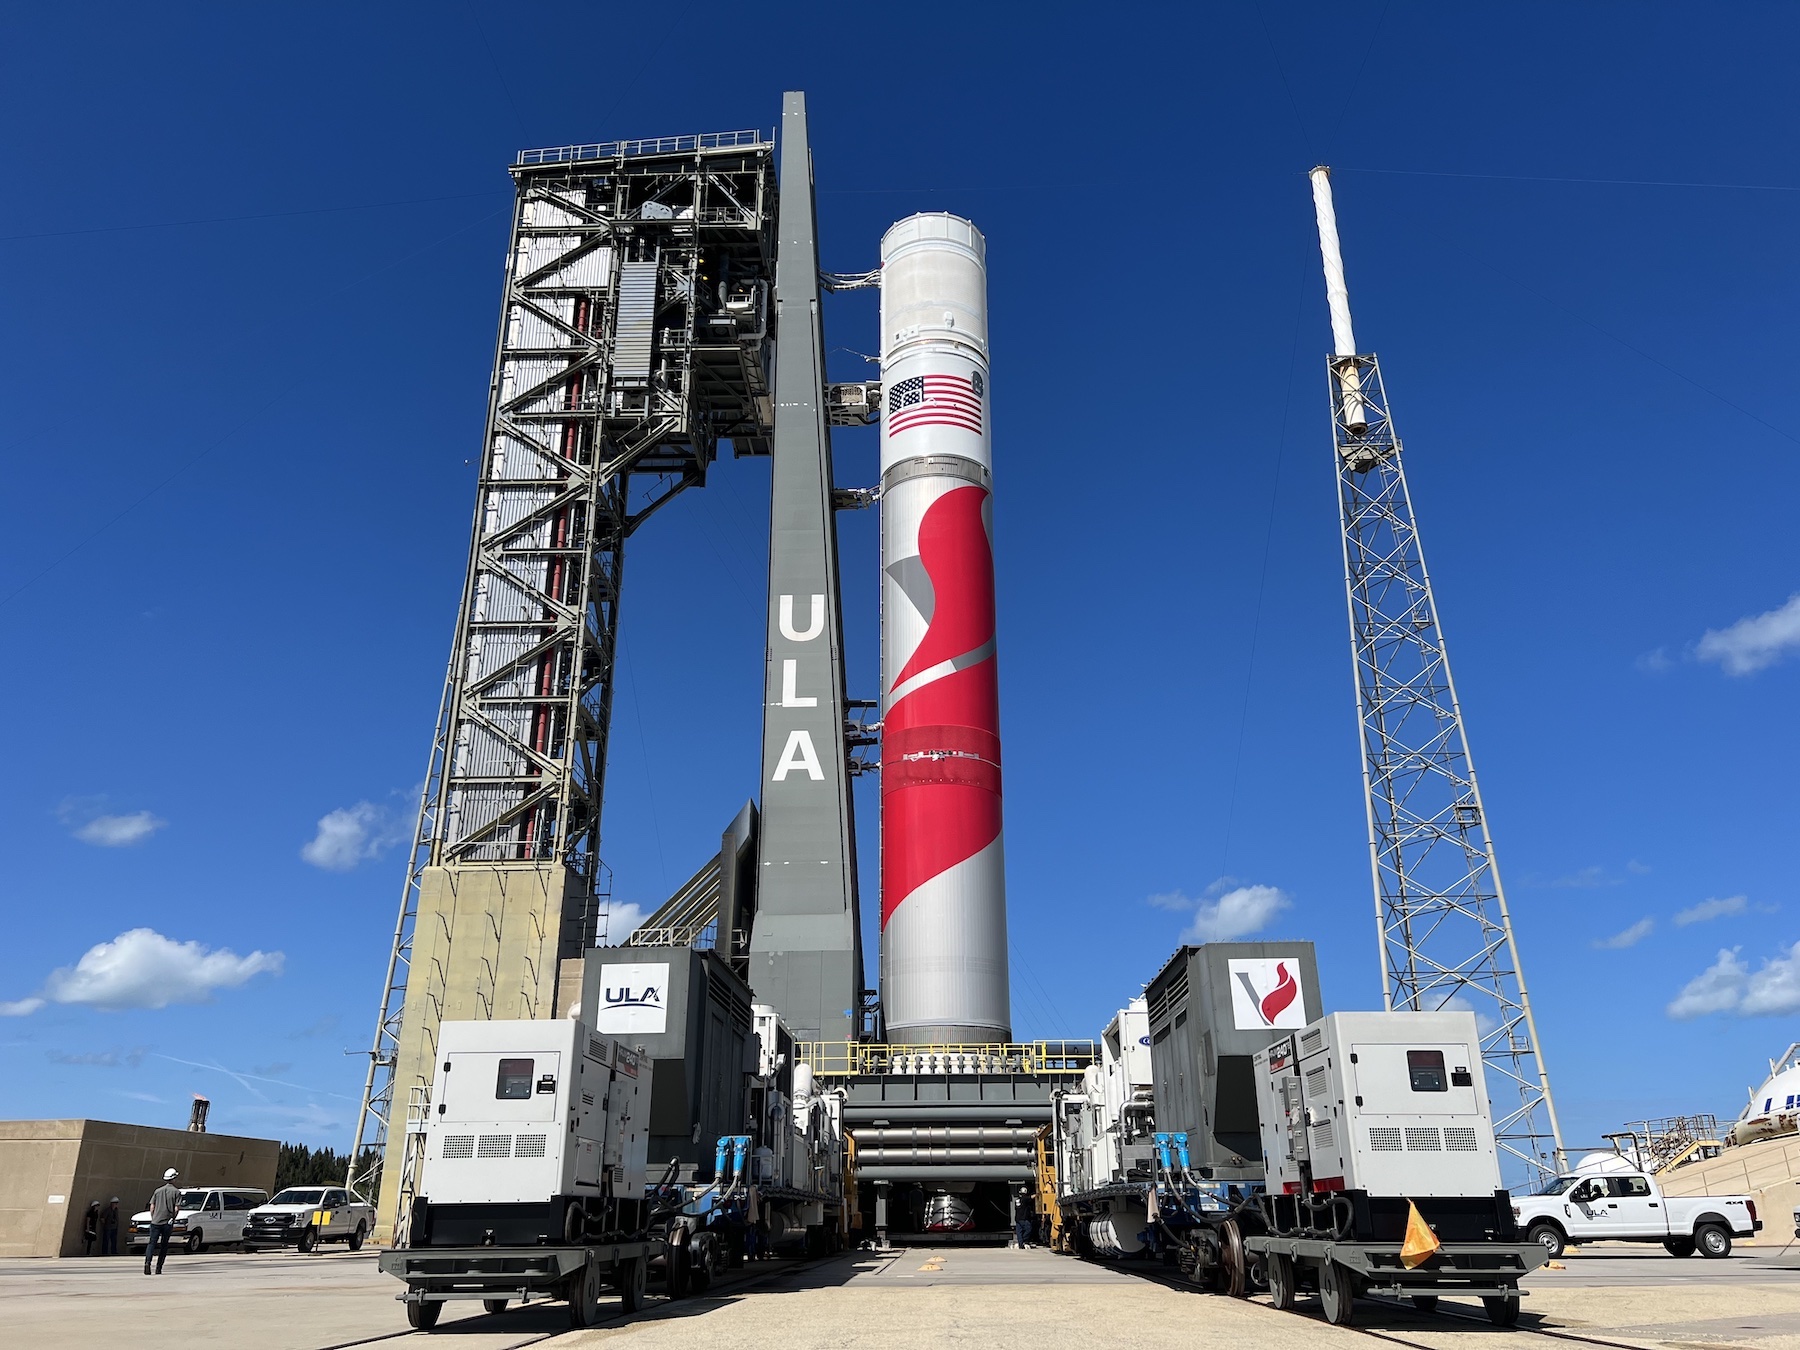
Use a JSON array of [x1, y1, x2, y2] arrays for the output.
[[1308, 166, 1565, 1186]]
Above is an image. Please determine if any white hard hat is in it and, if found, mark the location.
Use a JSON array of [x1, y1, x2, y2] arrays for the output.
[[163, 1168, 178, 1180]]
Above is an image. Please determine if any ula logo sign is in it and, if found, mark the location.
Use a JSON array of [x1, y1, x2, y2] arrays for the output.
[[1227, 958, 1306, 1030], [594, 962, 670, 1035]]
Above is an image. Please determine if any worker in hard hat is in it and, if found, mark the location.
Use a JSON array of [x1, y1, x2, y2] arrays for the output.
[[143, 1169, 182, 1275], [101, 1198, 121, 1256]]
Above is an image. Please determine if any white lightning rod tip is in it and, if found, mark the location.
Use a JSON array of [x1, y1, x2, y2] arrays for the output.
[[1309, 166, 1358, 359]]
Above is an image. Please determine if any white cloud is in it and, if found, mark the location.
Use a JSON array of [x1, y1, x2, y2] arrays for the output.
[[58, 798, 166, 847], [1152, 882, 1291, 944], [1667, 948, 1749, 1019], [1674, 895, 1748, 926], [1742, 946, 1800, 1016], [596, 903, 648, 947], [300, 802, 398, 871], [1, 929, 283, 1015], [1695, 592, 1800, 675], [76, 811, 166, 847], [1667, 944, 1800, 1019], [1595, 918, 1655, 950]]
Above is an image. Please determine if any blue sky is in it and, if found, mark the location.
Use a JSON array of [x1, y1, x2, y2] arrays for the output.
[[2, 2, 1798, 1156]]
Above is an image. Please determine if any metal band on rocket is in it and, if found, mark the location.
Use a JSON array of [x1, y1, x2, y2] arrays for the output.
[[878, 213, 1011, 1045]]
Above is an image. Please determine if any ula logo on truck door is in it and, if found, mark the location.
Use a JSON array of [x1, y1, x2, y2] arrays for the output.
[[1227, 959, 1306, 1030]]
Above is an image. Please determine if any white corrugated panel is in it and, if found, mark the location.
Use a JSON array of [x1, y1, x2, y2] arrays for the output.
[[611, 260, 657, 387]]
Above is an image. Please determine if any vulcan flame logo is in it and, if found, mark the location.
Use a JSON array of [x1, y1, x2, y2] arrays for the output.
[[1236, 962, 1298, 1027]]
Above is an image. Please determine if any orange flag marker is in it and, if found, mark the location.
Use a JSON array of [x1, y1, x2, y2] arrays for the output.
[[1400, 1200, 1441, 1269]]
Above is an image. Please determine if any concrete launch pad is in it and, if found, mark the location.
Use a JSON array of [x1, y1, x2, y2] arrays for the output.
[[6, 1243, 1800, 1349]]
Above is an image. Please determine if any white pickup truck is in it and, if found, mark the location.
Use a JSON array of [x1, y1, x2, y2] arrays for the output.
[[242, 1187, 376, 1252], [1513, 1170, 1760, 1258]]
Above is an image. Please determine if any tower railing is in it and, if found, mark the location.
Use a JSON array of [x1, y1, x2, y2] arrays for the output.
[[796, 1041, 1099, 1077]]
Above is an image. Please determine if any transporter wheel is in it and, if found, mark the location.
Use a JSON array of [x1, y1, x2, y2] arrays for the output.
[[296, 1228, 317, 1254], [185, 1230, 204, 1254], [688, 1237, 714, 1295], [347, 1223, 366, 1253], [615, 1254, 647, 1313], [1320, 1259, 1358, 1327], [1484, 1291, 1521, 1327], [406, 1299, 442, 1330], [1525, 1222, 1565, 1260], [1267, 1253, 1297, 1312], [1696, 1224, 1732, 1259], [1664, 1236, 1696, 1258], [665, 1238, 690, 1299], [482, 1298, 509, 1314], [1410, 1295, 1439, 1313], [567, 1261, 603, 1329], [1220, 1220, 1250, 1299]]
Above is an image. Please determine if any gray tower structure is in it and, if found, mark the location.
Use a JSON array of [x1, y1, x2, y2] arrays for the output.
[[1309, 167, 1564, 1187], [350, 129, 779, 1236], [747, 92, 867, 1045]]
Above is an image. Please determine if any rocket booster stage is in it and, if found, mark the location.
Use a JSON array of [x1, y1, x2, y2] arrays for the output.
[[878, 214, 1011, 1045]]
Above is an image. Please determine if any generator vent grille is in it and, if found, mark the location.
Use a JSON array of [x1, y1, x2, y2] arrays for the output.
[[515, 1133, 548, 1158], [1405, 1127, 1442, 1152], [1444, 1127, 1479, 1152], [588, 1038, 609, 1063], [1304, 1066, 1330, 1099], [442, 1134, 475, 1160], [1369, 1127, 1403, 1152], [478, 1134, 513, 1158], [1310, 1119, 1336, 1153], [1299, 1029, 1324, 1057]]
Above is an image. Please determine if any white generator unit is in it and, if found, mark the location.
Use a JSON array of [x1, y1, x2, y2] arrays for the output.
[[1254, 1010, 1499, 1198], [409, 1017, 650, 1248]]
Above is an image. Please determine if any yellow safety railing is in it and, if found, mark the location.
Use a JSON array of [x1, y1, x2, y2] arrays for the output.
[[793, 1040, 1097, 1076]]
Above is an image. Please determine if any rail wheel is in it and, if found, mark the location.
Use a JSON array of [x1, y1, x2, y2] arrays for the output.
[[1220, 1220, 1249, 1299], [616, 1254, 647, 1312], [567, 1261, 603, 1329], [688, 1237, 714, 1294], [1320, 1259, 1358, 1326], [1266, 1252, 1297, 1312], [665, 1237, 691, 1299], [1484, 1291, 1521, 1327]]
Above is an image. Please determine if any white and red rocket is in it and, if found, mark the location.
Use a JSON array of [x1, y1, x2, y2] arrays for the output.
[[878, 214, 1011, 1045]]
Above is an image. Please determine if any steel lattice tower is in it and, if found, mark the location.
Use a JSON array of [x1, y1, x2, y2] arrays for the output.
[[1310, 167, 1565, 1186], [348, 130, 778, 1234]]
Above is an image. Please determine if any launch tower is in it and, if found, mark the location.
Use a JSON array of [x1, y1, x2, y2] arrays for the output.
[[350, 129, 780, 1234]]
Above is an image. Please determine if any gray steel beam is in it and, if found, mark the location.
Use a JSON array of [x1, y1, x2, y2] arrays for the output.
[[748, 91, 865, 1042]]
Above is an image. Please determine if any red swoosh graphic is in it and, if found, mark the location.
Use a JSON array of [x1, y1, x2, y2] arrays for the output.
[[892, 485, 995, 690], [1260, 963, 1298, 1023]]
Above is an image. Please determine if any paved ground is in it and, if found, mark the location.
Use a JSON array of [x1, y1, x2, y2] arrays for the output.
[[5, 1240, 1800, 1349]]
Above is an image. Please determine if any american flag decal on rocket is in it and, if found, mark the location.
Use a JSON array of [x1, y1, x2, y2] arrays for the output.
[[886, 372, 984, 436]]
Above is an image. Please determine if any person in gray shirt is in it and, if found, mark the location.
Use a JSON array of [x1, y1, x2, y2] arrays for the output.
[[144, 1169, 182, 1275]]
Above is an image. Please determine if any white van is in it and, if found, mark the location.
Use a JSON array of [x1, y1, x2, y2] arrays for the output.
[[129, 1186, 269, 1253]]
